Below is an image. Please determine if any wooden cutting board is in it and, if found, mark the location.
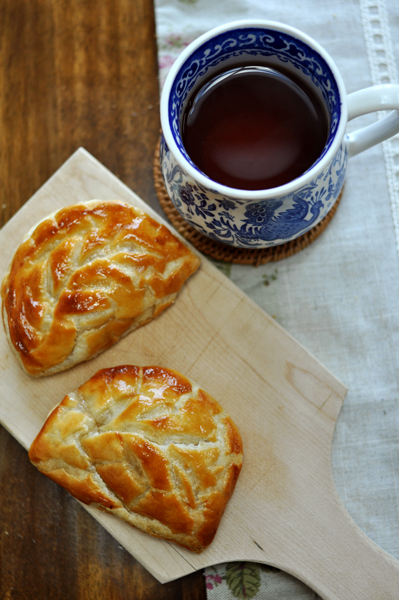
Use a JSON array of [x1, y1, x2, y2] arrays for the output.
[[1, 148, 398, 599]]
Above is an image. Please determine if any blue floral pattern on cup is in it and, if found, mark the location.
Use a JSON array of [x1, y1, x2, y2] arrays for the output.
[[160, 136, 347, 248], [161, 24, 347, 248]]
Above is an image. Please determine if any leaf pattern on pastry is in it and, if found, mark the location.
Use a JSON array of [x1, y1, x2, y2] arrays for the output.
[[29, 365, 243, 552], [1, 200, 200, 376]]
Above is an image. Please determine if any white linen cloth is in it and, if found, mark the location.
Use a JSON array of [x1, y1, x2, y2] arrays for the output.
[[154, 1, 399, 597]]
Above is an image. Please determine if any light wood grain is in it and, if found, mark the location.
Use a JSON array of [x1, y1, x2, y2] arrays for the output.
[[0, 148, 398, 599]]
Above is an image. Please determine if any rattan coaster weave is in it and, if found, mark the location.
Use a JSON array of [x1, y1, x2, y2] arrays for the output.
[[154, 144, 342, 266]]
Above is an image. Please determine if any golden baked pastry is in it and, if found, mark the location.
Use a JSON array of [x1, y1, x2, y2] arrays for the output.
[[1, 200, 200, 377], [29, 365, 243, 552]]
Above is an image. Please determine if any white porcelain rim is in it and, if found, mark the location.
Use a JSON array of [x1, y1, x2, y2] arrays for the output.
[[160, 19, 348, 201]]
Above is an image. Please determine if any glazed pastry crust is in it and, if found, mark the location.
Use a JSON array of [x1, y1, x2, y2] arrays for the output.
[[1, 200, 200, 376], [28, 365, 243, 552]]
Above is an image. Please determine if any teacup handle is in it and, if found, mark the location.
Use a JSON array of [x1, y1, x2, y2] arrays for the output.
[[346, 84, 399, 157]]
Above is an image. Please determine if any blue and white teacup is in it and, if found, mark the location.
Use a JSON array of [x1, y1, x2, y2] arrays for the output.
[[160, 20, 399, 249]]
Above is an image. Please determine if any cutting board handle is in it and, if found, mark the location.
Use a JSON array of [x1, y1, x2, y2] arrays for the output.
[[281, 481, 399, 600], [211, 467, 399, 600], [200, 381, 399, 600]]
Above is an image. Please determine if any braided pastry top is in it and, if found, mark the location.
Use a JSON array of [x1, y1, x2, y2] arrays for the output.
[[29, 365, 243, 552], [1, 200, 200, 376]]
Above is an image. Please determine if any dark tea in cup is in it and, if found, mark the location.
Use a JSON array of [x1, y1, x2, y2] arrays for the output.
[[161, 21, 399, 248], [181, 64, 328, 191]]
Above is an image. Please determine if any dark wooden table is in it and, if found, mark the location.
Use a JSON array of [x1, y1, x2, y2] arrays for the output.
[[0, 1, 206, 598]]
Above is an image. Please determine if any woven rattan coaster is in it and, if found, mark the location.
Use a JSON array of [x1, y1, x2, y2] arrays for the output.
[[154, 144, 343, 266]]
